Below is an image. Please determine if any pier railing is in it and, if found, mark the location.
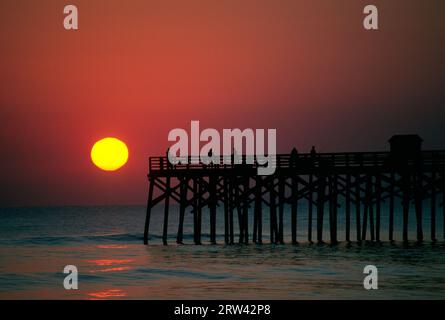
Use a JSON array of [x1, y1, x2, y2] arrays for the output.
[[149, 150, 445, 174]]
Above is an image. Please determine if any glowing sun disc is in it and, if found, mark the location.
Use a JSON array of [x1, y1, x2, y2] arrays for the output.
[[91, 137, 129, 171]]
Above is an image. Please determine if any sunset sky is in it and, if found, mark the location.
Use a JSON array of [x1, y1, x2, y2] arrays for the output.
[[0, 0, 444, 206]]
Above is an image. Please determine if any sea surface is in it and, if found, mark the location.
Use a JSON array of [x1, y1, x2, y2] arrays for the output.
[[0, 204, 444, 299]]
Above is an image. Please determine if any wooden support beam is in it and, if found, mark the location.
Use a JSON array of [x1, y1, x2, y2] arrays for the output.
[[328, 176, 335, 243], [362, 176, 370, 241], [192, 178, 199, 244], [333, 175, 338, 244], [308, 174, 313, 242], [243, 177, 249, 244], [317, 175, 326, 242], [369, 191, 375, 242], [376, 174, 381, 242], [389, 172, 395, 242], [270, 179, 277, 243], [162, 176, 171, 245], [223, 178, 230, 244], [278, 176, 285, 244], [209, 176, 217, 244], [368, 176, 375, 242], [254, 177, 263, 244], [355, 174, 362, 241], [236, 182, 244, 243], [197, 178, 203, 245], [176, 178, 187, 244], [402, 174, 410, 243], [253, 179, 258, 243], [291, 174, 298, 244], [229, 178, 234, 244], [415, 173, 424, 242], [345, 172, 351, 242], [443, 183, 445, 240], [431, 170, 436, 241], [143, 177, 155, 245], [362, 203, 368, 241]]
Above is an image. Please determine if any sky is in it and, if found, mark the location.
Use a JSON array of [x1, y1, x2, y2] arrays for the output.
[[0, 0, 444, 206]]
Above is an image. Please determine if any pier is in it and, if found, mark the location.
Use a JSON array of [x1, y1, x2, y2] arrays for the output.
[[143, 135, 445, 245]]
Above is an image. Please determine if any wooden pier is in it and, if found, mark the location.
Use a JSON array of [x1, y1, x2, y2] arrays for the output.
[[143, 136, 445, 245]]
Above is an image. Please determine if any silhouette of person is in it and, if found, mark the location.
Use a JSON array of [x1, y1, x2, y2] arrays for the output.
[[290, 148, 298, 168], [207, 149, 213, 168], [310, 146, 317, 168], [310, 146, 317, 157], [166, 147, 173, 169]]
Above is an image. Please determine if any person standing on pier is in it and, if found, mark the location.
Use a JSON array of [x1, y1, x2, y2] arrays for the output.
[[310, 146, 317, 167], [166, 147, 173, 170], [310, 146, 317, 157], [290, 148, 299, 168]]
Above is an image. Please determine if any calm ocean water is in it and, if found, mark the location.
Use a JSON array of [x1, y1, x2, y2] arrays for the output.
[[0, 205, 444, 299]]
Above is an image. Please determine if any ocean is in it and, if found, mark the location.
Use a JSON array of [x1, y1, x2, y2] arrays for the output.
[[0, 205, 444, 299]]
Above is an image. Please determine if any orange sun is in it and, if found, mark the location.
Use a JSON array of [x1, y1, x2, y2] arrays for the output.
[[91, 137, 129, 171]]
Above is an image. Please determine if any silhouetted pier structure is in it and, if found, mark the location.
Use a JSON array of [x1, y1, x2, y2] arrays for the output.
[[144, 135, 445, 245]]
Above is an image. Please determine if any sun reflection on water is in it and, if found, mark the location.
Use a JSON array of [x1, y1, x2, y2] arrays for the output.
[[87, 289, 127, 299]]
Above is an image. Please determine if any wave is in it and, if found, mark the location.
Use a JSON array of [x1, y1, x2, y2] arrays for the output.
[[0, 232, 229, 246], [0, 233, 142, 246]]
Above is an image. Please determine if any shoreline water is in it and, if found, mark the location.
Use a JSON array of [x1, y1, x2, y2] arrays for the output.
[[0, 205, 444, 299]]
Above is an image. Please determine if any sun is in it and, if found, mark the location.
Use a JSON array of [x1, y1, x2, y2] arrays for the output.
[[91, 137, 129, 171]]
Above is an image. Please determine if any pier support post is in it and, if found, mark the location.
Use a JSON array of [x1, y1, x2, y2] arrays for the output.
[[332, 175, 338, 244], [235, 181, 244, 244], [254, 176, 263, 244], [209, 175, 217, 244], [431, 169, 437, 241], [389, 172, 395, 241], [442, 168, 445, 240], [328, 175, 337, 244], [345, 155, 351, 242], [270, 179, 278, 243], [317, 175, 326, 243], [443, 183, 445, 240], [376, 174, 381, 242], [196, 178, 203, 245], [308, 174, 313, 242], [345, 172, 351, 242], [192, 178, 200, 244], [243, 177, 250, 244], [402, 173, 410, 243], [414, 173, 424, 242], [177, 178, 188, 244], [369, 176, 375, 241], [278, 176, 285, 244], [162, 176, 171, 245], [223, 178, 230, 244], [143, 177, 155, 245], [362, 176, 370, 241], [229, 178, 234, 244], [291, 174, 298, 244], [355, 174, 361, 241]]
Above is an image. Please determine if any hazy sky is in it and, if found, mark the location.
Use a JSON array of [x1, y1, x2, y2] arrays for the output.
[[0, 0, 444, 206]]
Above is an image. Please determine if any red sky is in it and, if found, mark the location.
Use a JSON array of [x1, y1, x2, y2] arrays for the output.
[[0, 0, 444, 206]]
